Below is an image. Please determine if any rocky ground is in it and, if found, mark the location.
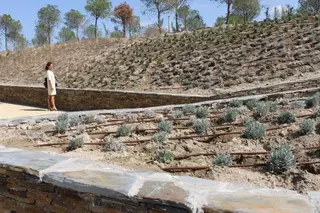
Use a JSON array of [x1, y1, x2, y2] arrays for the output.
[[1, 15, 320, 95], [0, 97, 319, 193]]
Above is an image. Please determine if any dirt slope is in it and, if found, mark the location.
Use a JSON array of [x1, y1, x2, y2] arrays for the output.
[[1, 15, 320, 94]]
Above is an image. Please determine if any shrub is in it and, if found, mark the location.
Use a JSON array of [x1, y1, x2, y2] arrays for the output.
[[291, 101, 305, 110], [203, 82, 210, 89], [243, 117, 256, 126], [277, 111, 296, 124], [193, 119, 210, 134], [195, 106, 209, 118], [84, 114, 96, 124], [223, 108, 239, 123], [95, 116, 105, 124], [213, 154, 232, 166], [125, 113, 138, 122], [243, 121, 266, 140], [152, 131, 168, 144], [104, 136, 124, 152], [185, 115, 197, 127], [182, 104, 197, 114], [266, 145, 295, 174], [67, 135, 84, 151], [312, 110, 320, 119], [245, 99, 258, 110], [229, 99, 243, 108], [299, 119, 316, 135], [144, 110, 155, 118], [55, 113, 69, 134], [254, 103, 270, 118], [171, 110, 183, 119], [76, 125, 86, 134], [305, 92, 320, 108], [156, 150, 174, 164], [158, 121, 173, 134], [116, 125, 132, 137], [69, 115, 84, 127], [268, 102, 279, 112]]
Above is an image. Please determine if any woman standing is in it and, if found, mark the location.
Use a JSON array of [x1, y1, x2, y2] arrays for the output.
[[46, 62, 57, 111]]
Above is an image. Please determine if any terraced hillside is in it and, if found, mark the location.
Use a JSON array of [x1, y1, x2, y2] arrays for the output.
[[1, 15, 320, 95]]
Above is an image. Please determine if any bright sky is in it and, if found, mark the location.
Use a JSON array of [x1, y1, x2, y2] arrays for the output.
[[0, 0, 299, 48]]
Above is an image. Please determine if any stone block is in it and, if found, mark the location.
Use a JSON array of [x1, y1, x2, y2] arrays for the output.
[[43, 170, 136, 199], [137, 181, 189, 206], [0, 150, 69, 176], [40, 122, 56, 132]]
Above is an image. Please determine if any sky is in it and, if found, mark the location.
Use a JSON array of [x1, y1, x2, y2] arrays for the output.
[[0, 0, 299, 49]]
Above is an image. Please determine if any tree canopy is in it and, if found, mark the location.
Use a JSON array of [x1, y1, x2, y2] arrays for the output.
[[85, 0, 112, 38]]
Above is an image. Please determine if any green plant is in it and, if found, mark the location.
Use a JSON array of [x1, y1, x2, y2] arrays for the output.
[[158, 121, 173, 134], [125, 113, 138, 122], [144, 110, 155, 118], [152, 131, 168, 144], [312, 110, 320, 119], [203, 82, 210, 89], [95, 116, 105, 124], [116, 124, 132, 137], [67, 135, 84, 151], [229, 99, 243, 108], [268, 102, 279, 112], [243, 121, 266, 140], [245, 99, 258, 110], [299, 119, 316, 135], [171, 110, 183, 119], [223, 108, 239, 123], [195, 106, 209, 118], [55, 113, 69, 134], [277, 111, 296, 124], [69, 115, 84, 127], [305, 93, 320, 108], [182, 104, 197, 114], [185, 115, 197, 127], [243, 117, 256, 126], [254, 103, 270, 118], [266, 145, 295, 174], [84, 114, 96, 124], [104, 136, 124, 152], [213, 154, 232, 166], [291, 101, 305, 110], [156, 150, 174, 164], [193, 119, 210, 134]]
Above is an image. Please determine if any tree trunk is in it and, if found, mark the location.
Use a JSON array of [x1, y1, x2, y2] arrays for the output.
[[48, 29, 51, 45], [157, 11, 162, 33], [226, 2, 231, 24], [4, 27, 8, 51], [122, 20, 126, 38], [175, 9, 179, 32], [76, 28, 79, 41], [95, 17, 98, 39]]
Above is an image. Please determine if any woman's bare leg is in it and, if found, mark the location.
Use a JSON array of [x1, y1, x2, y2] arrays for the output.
[[51, 96, 57, 110], [48, 96, 52, 110]]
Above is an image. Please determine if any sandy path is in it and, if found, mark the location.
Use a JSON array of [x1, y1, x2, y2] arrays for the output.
[[0, 103, 59, 119]]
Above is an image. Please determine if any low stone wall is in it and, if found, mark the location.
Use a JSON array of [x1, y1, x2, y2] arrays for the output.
[[0, 146, 318, 213], [0, 85, 208, 111], [1, 77, 320, 111]]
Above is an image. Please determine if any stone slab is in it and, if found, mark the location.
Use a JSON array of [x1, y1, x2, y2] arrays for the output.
[[0, 150, 68, 176], [0, 147, 318, 213]]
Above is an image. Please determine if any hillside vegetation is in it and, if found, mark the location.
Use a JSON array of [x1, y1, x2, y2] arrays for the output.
[[1, 15, 320, 94]]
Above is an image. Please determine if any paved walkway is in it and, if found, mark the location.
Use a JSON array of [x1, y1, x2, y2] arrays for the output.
[[0, 103, 59, 119]]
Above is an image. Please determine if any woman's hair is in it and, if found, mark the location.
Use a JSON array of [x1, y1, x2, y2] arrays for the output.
[[45, 62, 53, 71]]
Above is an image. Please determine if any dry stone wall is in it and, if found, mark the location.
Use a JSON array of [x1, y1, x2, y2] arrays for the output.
[[1, 78, 320, 111], [0, 146, 319, 213]]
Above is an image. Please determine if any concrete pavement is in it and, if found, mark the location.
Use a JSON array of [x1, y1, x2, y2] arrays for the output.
[[0, 103, 59, 119]]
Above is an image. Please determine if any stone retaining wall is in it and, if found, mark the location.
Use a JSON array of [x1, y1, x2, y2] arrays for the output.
[[1, 78, 320, 111], [0, 146, 318, 213]]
